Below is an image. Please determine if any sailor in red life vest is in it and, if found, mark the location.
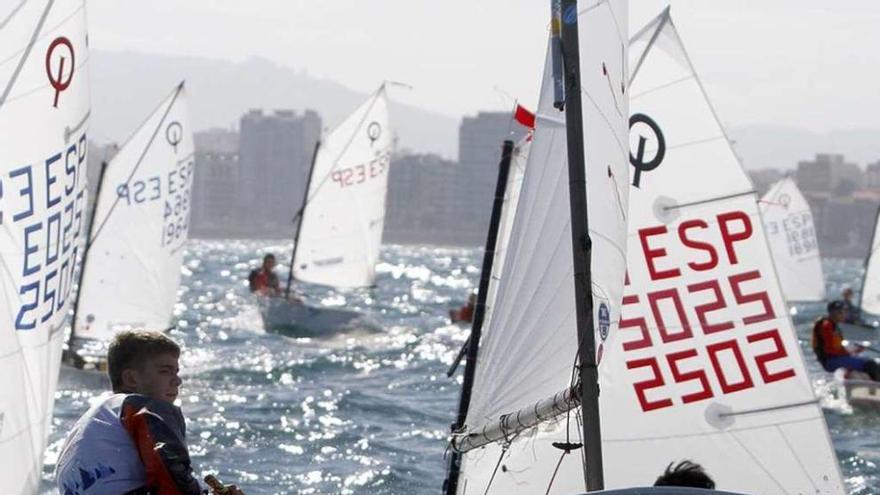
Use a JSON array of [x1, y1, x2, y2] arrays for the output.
[[248, 254, 281, 297], [55, 330, 246, 495], [812, 301, 880, 381], [449, 293, 476, 324]]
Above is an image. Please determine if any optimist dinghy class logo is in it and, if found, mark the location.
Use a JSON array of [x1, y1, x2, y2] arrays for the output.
[[629, 113, 665, 188], [367, 122, 381, 145], [46, 36, 75, 108], [597, 302, 610, 341], [166, 121, 183, 153]]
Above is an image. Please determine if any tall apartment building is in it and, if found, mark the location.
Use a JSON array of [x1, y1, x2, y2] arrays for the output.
[[385, 152, 460, 245], [796, 153, 863, 194], [455, 112, 528, 245], [866, 160, 880, 190], [238, 109, 321, 233]]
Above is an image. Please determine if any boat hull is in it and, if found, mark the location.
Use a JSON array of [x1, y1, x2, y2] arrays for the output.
[[840, 322, 878, 342], [259, 297, 379, 337]]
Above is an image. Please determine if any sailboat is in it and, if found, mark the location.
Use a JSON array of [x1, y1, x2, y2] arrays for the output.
[[447, 4, 846, 495], [0, 1, 90, 492], [446, 0, 634, 492], [67, 82, 194, 365], [758, 177, 826, 303], [259, 85, 393, 336], [856, 206, 880, 323]]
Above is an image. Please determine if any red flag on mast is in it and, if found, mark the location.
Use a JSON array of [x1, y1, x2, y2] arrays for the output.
[[514, 104, 535, 129]]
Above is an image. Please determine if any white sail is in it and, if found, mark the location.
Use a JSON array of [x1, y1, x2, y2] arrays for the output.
[[598, 9, 844, 493], [292, 87, 393, 288], [483, 137, 529, 320], [458, 0, 629, 491], [0, 1, 90, 492], [759, 177, 825, 302], [74, 83, 193, 341], [859, 207, 880, 317]]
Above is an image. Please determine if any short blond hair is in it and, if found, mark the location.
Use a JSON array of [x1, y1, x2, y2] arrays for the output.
[[107, 330, 180, 392]]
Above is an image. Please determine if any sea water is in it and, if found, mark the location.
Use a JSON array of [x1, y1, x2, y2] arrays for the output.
[[41, 241, 880, 494]]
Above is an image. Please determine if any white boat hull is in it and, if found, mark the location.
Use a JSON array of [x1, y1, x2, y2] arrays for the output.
[[840, 322, 878, 342], [259, 297, 379, 337]]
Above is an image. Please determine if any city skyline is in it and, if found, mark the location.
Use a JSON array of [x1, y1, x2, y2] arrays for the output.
[[87, 1, 880, 137]]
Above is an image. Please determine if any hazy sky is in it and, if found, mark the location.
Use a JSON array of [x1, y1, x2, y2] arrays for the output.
[[87, 1, 879, 134]]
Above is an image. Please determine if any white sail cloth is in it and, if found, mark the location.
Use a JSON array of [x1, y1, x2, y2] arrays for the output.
[[0, 1, 90, 492], [74, 83, 193, 340], [860, 207, 880, 317], [459, 1, 629, 492], [292, 87, 393, 288], [759, 177, 825, 302], [483, 137, 529, 323], [598, 9, 844, 493]]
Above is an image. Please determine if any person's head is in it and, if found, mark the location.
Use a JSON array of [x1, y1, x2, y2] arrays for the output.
[[654, 460, 715, 489], [828, 300, 846, 323], [842, 287, 854, 301], [468, 293, 477, 305], [262, 254, 276, 271], [108, 330, 182, 402]]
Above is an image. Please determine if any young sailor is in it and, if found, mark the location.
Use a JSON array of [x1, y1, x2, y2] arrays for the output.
[[248, 254, 281, 297], [448, 293, 476, 324], [841, 287, 864, 325], [55, 330, 245, 495], [812, 301, 880, 380]]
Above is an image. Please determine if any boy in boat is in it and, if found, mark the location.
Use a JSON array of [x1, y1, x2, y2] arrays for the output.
[[812, 301, 880, 381], [249, 253, 281, 297], [654, 460, 715, 489], [55, 330, 245, 495], [841, 287, 864, 325]]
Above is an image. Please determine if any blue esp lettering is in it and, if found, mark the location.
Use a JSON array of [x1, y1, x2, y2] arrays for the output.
[[46, 212, 61, 265], [15, 282, 39, 330], [64, 144, 78, 195], [23, 222, 41, 276], [45, 152, 62, 208], [10, 165, 34, 222], [41, 269, 57, 323]]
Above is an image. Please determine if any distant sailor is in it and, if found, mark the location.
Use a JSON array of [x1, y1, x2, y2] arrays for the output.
[[249, 254, 281, 297], [841, 287, 863, 325], [812, 301, 880, 381], [449, 293, 476, 324], [55, 330, 246, 495]]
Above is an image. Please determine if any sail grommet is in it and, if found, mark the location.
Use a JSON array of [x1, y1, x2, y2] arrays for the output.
[[653, 195, 679, 224], [704, 402, 735, 429]]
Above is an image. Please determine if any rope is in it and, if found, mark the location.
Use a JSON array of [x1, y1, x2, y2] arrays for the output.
[[481, 442, 510, 495]]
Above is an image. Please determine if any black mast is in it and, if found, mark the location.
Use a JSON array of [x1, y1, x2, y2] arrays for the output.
[[443, 140, 515, 495], [66, 160, 109, 362], [560, 0, 605, 489], [285, 139, 321, 298]]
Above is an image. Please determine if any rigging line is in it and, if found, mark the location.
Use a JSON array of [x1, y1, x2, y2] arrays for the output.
[[776, 424, 820, 492], [544, 449, 570, 495], [0, 0, 28, 30], [579, 83, 627, 158], [663, 190, 755, 212], [87, 84, 184, 248], [0, 0, 54, 111], [0, 1, 82, 69], [481, 440, 512, 495], [729, 430, 789, 494], [628, 6, 669, 86], [718, 399, 818, 418], [629, 74, 695, 102]]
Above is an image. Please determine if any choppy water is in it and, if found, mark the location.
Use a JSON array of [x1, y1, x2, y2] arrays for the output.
[[41, 242, 880, 494]]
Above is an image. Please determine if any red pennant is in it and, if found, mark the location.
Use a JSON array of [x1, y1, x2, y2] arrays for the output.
[[514, 104, 536, 129]]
